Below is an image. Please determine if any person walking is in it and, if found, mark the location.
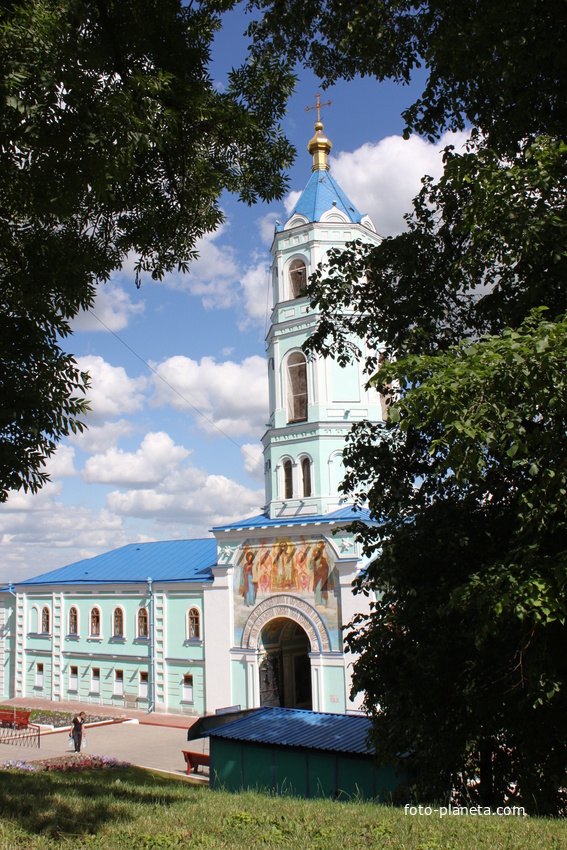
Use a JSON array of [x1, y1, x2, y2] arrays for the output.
[[71, 711, 86, 752]]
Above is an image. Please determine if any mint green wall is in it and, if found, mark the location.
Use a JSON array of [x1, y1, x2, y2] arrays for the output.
[[166, 660, 206, 716], [231, 659, 248, 708], [15, 586, 209, 713], [329, 358, 361, 403], [25, 653, 51, 698], [320, 665, 347, 714], [0, 596, 15, 699], [164, 593, 204, 662]]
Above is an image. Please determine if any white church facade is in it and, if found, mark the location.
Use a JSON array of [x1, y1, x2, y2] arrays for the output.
[[0, 118, 383, 717]]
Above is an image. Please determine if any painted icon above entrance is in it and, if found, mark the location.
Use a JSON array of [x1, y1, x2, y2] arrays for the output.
[[233, 536, 341, 649]]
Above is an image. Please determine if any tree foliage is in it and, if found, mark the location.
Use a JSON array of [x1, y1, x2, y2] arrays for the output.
[[0, 0, 296, 501], [345, 311, 567, 811], [248, 0, 567, 813], [305, 136, 567, 363], [247, 0, 567, 152]]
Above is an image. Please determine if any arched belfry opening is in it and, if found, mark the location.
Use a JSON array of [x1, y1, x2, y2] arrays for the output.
[[259, 618, 312, 709]]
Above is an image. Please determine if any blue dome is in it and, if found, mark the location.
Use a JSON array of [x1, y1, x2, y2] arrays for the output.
[[281, 169, 363, 228]]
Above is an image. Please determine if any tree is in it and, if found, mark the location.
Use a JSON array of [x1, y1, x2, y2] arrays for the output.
[[247, 0, 567, 153], [0, 0, 295, 501], [247, 0, 567, 811], [305, 136, 567, 362], [345, 311, 567, 812]]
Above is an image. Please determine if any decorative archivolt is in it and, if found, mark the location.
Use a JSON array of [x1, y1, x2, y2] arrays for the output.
[[241, 595, 331, 653]]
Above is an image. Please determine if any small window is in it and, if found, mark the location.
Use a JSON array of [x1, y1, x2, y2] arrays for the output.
[[289, 259, 307, 298], [69, 665, 78, 691], [183, 674, 193, 702], [114, 669, 124, 696], [139, 671, 149, 700], [188, 608, 200, 640], [91, 667, 100, 694], [302, 457, 312, 497], [138, 608, 149, 638], [41, 606, 50, 634], [113, 607, 124, 638], [68, 606, 78, 636], [283, 459, 293, 499], [35, 663, 44, 689], [90, 607, 101, 637], [287, 352, 308, 423]]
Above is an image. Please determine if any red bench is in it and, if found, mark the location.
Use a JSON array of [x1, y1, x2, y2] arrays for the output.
[[0, 709, 31, 730], [182, 750, 210, 775]]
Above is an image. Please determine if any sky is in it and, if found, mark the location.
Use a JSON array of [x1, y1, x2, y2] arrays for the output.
[[0, 8, 469, 584]]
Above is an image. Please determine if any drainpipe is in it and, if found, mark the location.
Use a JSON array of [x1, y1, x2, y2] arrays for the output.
[[147, 577, 155, 715], [6, 583, 16, 718]]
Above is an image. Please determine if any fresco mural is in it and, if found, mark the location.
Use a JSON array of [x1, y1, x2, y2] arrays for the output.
[[233, 536, 342, 650]]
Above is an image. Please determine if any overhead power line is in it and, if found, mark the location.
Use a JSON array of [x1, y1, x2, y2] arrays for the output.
[[88, 309, 264, 469]]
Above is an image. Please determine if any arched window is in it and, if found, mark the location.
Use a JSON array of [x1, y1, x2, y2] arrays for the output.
[[289, 259, 307, 299], [188, 608, 200, 640], [29, 606, 38, 633], [113, 607, 124, 638], [41, 606, 50, 634], [138, 608, 149, 638], [287, 352, 308, 423], [283, 459, 293, 499], [301, 457, 312, 498], [90, 607, 101, 637], [68, 607, 78, 636]]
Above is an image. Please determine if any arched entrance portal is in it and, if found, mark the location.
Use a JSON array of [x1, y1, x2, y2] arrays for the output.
[[259, 618, 312, 709]]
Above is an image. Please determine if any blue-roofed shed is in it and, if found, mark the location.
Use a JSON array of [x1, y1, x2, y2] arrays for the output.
[[207, 706, 401, 800]]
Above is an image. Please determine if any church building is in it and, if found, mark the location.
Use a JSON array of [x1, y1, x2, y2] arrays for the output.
[[0, 116, 383, 717]]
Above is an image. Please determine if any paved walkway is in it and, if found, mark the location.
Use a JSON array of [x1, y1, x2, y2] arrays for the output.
[[0, 698, 209, 779]]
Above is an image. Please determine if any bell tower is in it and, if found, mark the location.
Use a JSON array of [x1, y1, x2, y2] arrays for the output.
[[262, 110, 384, 519]]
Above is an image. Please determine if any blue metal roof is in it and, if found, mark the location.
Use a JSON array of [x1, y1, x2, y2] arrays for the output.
[[16, 538, 217, 587], [281, 169, 363, 227], [209, 706, 374, 755], [212, 505, 375, 532]]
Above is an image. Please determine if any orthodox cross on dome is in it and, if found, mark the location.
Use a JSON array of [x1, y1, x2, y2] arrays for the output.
[[305, 92, 332, 123], [306, 94, 333, 172]]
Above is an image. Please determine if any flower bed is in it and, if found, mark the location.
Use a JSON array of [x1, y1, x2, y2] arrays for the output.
[[2, 754, 131, 772], [0, 705, 127, 728]]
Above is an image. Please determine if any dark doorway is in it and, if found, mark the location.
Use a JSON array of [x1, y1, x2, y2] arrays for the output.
[[259, 651, 283, 707], [259, 618, 312, 710]]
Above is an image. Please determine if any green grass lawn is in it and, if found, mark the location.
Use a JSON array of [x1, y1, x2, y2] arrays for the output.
[[0, 766, 565, 850]]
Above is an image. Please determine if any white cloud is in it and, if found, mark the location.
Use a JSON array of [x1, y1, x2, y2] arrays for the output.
[[73, 283, 145, 332], [77, 356, 147, 424], [241, 443, 264, 481], [0, 488, 128, 583], [160, 225, 241, 310], [44, 445, 76, 478], [67, 419, 135, 454], [284, 190, 302, 215], [331, 130, 470, 237], [258, 212, 280, 245], [83, 432, 190, 486], [150, 354, 268, 438], [1, 479, 64, 512], [239, 261, 271, 328], [107, 470, 263, 527]]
